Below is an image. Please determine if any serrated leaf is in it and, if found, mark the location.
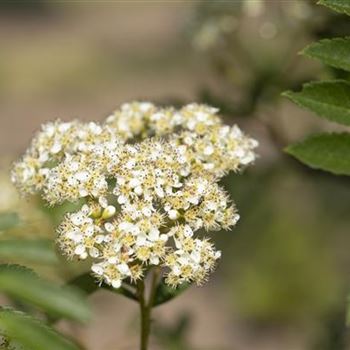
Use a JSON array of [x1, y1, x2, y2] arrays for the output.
[[0, 240, 58, 265], [0, 214, 19, 232], [0, 265, 90, 322], [0, 308, 80, 350], [286, 133, 350, 175], [153, 280, 190, 307], [318, 0, 350, 15], [302, 38, 350, 72], [283, 80, 350, 126]]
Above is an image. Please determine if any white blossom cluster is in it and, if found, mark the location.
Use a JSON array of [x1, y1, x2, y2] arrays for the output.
[[12, 102, 258, 288]]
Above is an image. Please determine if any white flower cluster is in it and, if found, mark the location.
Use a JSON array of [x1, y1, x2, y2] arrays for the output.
[[12, 102, 258, 288]]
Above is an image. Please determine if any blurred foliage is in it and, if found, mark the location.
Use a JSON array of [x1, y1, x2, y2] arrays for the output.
[[0, 163, 53, 239], [281, 2, 350, 349], [188, 0, 350, 118], [222, 164, 346, 323], [153, 314, 193, 350], [0, 307, 80, 350], [0, 1, 51, 15], [0, 233, 90, 349]]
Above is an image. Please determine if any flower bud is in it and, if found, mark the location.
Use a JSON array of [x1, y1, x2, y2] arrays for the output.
[[90, 206, 102, 219], [102, 205, 116, 219]]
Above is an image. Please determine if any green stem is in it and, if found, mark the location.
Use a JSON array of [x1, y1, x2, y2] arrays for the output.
[[148, 267, 160, 308], [137, 268, 161, 350], [138, 279, 149, 350]]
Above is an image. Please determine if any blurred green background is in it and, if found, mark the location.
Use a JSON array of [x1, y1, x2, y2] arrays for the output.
[[1, 1, 350, 349]]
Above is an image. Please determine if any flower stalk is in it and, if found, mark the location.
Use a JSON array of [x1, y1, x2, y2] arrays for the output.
[[137, 267, 160, 350]]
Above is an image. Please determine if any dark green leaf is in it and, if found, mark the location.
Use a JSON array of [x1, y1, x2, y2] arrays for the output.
[[153, 280, 190, 307], [48, 273, 137, 325], [283, 80, 350, 126], [0, 214, 19, 231], [67, 273, 99, 295], [0, 240, 58, 265], [302, 38, 350, 72], [286, 133, 350, 175], [0, 308, 80, 350], [318, 0, 350, 15], [68, 273, 137, 301], [0, 265, 90, 322]]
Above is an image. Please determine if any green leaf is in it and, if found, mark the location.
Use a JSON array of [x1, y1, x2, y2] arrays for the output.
[[68, 273, 137, 301], [48, 273, 137, 325], [318, 0, 350, 15], [0, 214, 19, 231], [302, 38, 350, 72], [0, 265, 90, 322], [0, 240, 58, 265], [0, 308, 80, 350], [153, 280, 190, 307], [67, 273, 99, 295], [286, 133, 350, 175], [283, 80, 350, 126]]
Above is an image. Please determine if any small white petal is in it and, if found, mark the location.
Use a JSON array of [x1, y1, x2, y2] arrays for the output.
[[118, 195, 127, 204], [191, 251, 201, 264], [160, 234, 168, 242], [95, 235, 105, 244], [148, 228, 159, 241], [50, 142, 62, 154], [150, 256, 160, 265], [155, 187, 164, 198], [91, 264, 104, 275], [74, 245, 85, 255], [173, 265, 181, 276], [136, 234, 147, 246], [117, 177, 126, 185], [126, 159, 135, 169], [75, 171, 90, 182], [112, 279, 122, 289], [69, 162, 80, 172], [81, 205, 90, 215], [85, 225, 94, 236], [89, 247, 100, 258], [130, 225, 140, 236], [71, 213, 84, 226], [215, 251, 222, 259], [71, 233, 83, 243], [203, 145, 214, 156], [142, 207, 152, 217], [188, 196, 199, 205], [98, 196, 108, 208], [108, 256, 118, 264], [168, 210, 178, 220], [104, 222, 115, 233], [183, 225, 193, 238], [79, 189, 89, 197], [134, 186, 143, 196], [129, 178, 141, 188], [117, 263, 130, 275]]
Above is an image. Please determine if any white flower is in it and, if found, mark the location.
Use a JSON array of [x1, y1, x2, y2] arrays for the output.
[[12, 101, 258, 289]]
